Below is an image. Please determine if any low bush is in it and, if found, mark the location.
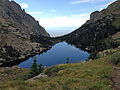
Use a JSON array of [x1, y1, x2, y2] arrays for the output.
[[111, 52, 120, 65], [44, 66, 64, 76], [88, 51, 99, 60]]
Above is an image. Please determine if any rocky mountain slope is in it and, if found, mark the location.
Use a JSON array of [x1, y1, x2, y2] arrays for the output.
[[60, 0, 120, 52], [0, 0, 53, 66]]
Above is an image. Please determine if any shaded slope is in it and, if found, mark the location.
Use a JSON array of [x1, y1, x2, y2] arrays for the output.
[[0, 0, 54, 66], [60, 0, 120, 52]]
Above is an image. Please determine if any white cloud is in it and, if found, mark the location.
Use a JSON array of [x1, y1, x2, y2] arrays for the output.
[[70, 0, 90, 4], [70, 0, 105, 5], [38, 0, 116, 28], [27, 12, 43, 14], [79, 8, 90, 11], [95, 0, 117, 11], [107, 0, 117, 6], [93, 4, 108, 11], [38, 13, 90, 28], [51, 9, 56, 12], [78, 3, 112, 12], [20, 3, 28, 9], [71, 13, 90, 17]]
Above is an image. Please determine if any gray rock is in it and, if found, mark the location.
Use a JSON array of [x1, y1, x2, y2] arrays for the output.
[[60, 0, 120, 52], [27, 73, 48, 82], [0, 0, 49, 37], [90, 0, 120, 22], [0, 0, 53, 66]]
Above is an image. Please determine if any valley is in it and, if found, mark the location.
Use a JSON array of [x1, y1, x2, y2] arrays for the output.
[[0, 0, 120, 90]]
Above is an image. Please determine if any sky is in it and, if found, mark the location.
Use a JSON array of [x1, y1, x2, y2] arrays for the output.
[[10, 0, 116, 36]]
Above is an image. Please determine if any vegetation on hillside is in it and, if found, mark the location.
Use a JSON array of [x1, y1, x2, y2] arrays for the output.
[[29, 57, 43, 78], [0, 46, 120, 90], [58, 1, 120, 52], [0, 1, 120, 89], [111, 52, 120, 65], [0, 50, 115, 90]]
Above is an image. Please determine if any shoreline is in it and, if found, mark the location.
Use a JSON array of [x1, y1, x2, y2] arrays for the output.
[[0, 45, 54, 67]]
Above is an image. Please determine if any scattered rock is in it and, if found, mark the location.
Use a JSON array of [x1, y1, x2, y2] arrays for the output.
[[27, 73, 48, 82]]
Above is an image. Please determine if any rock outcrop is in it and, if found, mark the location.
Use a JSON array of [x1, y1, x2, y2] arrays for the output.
[[60, 0, 120, 52], [27, 73, 48, 82], [0, 0, 53, 66], [0, 0, 49, 37], [90, 1, 120, 22]]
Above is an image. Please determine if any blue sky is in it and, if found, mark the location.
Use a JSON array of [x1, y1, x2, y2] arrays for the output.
[[10, 0, 116, 36]]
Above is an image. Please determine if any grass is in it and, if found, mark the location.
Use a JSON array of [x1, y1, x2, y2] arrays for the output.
[[0, 55, 113, 90], [0, 67, 29, 82], [1, 46, 119, 90]]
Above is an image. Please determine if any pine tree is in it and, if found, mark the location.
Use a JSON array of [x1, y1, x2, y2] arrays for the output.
[[38, 64, 43, 73], [66, 57, 69, 64], [29, 57, 38, 77]]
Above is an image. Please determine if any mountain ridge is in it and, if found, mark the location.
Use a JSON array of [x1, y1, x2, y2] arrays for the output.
[[59, 0, 120, 52], [0, 0, 50, 37], [0, 0, 53, 66]]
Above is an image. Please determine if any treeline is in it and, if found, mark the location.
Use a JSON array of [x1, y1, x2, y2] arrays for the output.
[[30, 35, 55, 48], [0, 45, 20, 61]]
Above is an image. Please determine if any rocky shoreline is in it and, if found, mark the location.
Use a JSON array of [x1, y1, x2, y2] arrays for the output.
[[0, 44, 54, 67], [0, 0, 56, 67]]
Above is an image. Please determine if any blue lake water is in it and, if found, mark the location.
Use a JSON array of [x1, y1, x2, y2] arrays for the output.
[[18, 42, 89, 69]]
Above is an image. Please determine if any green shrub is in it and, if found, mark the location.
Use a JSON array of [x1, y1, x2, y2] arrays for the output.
[[66, 57, 69, 64], [44, 66, 63, 76], [29, 57, 43, 78], [88, 51, 99, 60], [111, 52, 120, 65]]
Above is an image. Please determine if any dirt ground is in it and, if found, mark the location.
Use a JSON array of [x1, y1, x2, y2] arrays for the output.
[[112, 66, 120, 90]]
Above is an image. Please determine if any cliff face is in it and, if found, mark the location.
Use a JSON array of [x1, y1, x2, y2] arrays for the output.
[[0, 0, 53, 66], [0, 0, 49, 37], [61, 0, 120, 52]]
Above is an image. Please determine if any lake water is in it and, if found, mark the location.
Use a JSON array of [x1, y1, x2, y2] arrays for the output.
[[18, 42, 89, 69]]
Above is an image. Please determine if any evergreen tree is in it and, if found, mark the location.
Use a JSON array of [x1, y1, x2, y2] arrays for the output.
[[66, 57, 69, 64], [29, 57, 38, 77], [88, 50, 98, 60], [38, 64, 43, 73]]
